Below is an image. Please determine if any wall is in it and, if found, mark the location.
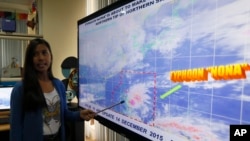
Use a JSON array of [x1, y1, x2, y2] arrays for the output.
[[42, 0, 87, 79]]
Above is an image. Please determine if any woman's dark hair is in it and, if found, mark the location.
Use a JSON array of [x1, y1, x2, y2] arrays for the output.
[[22, 38, 55, 111]]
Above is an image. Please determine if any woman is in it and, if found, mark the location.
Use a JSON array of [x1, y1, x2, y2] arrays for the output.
[[10, 38, 95, 141]]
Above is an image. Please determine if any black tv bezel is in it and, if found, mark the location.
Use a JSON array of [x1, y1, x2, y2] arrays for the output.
[[77, 0, 150, 140]]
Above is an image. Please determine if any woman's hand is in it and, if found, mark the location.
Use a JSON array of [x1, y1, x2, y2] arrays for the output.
[[80, 109, 96, 121]]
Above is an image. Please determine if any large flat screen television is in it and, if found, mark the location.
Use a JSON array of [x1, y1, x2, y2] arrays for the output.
[[78, 0, 250, 140]]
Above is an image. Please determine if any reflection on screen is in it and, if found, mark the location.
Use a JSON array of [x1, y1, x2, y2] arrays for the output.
[[0, 87, 13, 110]]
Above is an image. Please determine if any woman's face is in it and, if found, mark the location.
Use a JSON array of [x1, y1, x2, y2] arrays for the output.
[[33, 44, 52, 74]]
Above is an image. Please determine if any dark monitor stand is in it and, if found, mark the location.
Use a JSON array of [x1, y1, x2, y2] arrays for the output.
[[66, 102, 84, 141]]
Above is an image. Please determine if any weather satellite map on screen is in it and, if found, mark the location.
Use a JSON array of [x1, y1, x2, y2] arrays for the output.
[[78, 0, 250, 140]]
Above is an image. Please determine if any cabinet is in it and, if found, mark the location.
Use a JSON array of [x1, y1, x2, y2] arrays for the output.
[[0, 111, 10, 141], [0, 0, 42, 86]]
